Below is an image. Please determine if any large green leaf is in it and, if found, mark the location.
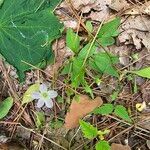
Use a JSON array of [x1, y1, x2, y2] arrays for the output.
[[0, 0, 63, 81], [0, 97, 13, 119]]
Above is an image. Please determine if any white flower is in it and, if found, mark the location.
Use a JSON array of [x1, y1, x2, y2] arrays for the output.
[[32, 83, 58, 108]]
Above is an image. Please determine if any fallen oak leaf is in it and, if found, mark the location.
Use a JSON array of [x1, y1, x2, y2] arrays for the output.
[[64, 95, 103, 129], [111, 143, 131, 150]]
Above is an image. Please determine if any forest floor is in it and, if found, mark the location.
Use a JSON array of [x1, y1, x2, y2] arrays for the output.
[[0, 0, 150, 150]]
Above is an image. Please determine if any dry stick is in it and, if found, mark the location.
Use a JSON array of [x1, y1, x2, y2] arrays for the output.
[[0, 121, 67, 150], [134, 131, 150, 139], [82, 20, 104, 67], [0, 60, 33, 137], [37, 123, 49, 150], [108, 126, 134, 142], [69, 127, 81, 150], [121, 53, 150, 70], [107, 115, 150, 133]]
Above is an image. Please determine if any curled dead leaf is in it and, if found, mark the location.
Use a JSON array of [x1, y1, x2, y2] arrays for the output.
[[64, 95, 103, 129], [111, 143, 131, 150]]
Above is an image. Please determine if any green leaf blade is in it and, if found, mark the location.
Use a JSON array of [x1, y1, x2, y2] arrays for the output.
[[98, 37, 115, 47], [93, 52, 119, 77], [114, 105, 132, 123], [22, 83, 40, 105], [79, 120, 98, 139], [93, 104, 114, 115], [98, 17, 121, 38], [66, 28, 80, 53], [131, 67, 150, 79], [0, 97, 13, 119], [96, 140, 111, 150]]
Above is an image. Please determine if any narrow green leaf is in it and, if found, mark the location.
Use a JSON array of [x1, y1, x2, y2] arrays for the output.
[[0, 97, 13, 119], [66, 28, 80, 53], [114, 105, 132, 122], [61, 62, 72, 75], [78, 43, 96, 59], [22, 83, 40, 104], [130, 67, 150, 79], [71, 58, 85, 88], [84, 83, 94, 99], [35, 111, 45, 129], [96, 140, 111, 150], [93, 104, 114, 115], [79, 120, 98, 139], [86, 21, 93, 33]]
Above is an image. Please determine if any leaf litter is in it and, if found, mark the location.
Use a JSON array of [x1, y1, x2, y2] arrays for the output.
[[0, 0, 150, 149], [65, 95, 103, 129]]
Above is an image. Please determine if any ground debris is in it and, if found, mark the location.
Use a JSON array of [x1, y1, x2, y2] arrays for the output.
[[111, 143, 131, 150], [118, 16, 150, 50], [64, 95, 103, 129]]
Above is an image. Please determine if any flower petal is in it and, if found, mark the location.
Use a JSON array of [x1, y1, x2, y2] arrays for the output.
[[48, 90, 58, 98], [32, 92, 40, 99], [45, 99, 53, 108], [37, 99, 45, 108], [40, 83, 47, 93]]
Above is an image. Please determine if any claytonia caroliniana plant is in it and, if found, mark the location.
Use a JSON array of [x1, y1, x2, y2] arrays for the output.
[[32, 84, 58, 108]]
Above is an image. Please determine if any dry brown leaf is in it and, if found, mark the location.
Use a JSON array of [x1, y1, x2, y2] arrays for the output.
[[0, 144, 8, 150], [71, 0, 111, 22], [111, 143, 131, 150], [118, 16, 150, 50], [125, 1, 150, 15], [109, 0, 129, 12], [64, 95, 103, 129]]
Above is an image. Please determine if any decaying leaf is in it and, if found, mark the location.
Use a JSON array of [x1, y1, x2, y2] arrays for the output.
[[119, 16, 150, 50], [109, 0, 129, 12], [125, 1, 150, 15], [111, 143, 131, 150], [64, 95, 103, 129], [71, 0, 111, 22]]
